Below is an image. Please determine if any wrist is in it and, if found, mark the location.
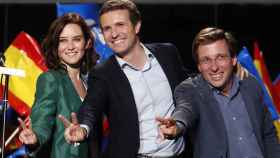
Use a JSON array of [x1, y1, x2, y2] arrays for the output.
[[81, 126, 87, 139], [175, 121, 185, 136], [79, 124, 90, 138]]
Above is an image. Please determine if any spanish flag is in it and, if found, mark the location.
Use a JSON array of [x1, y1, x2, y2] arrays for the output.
[[0, 31, 48, 117]]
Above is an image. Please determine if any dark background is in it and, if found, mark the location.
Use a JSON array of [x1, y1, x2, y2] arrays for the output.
[[0, 3, 279, 80]]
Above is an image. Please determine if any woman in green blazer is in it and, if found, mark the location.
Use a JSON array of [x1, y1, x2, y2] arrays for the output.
[[18, 13, 98, 158]]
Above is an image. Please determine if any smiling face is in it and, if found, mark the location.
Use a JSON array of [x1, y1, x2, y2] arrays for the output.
[[100, 9, 141, 57], [58, 23, 88, 68], [197, 39, 237, 93]]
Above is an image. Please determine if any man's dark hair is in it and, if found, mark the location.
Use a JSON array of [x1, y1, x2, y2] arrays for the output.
[[192, 27, 237, 63], [99, 0, 141, 26]]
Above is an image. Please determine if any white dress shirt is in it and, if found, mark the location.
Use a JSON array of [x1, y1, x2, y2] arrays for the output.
[[115, 44, 184, 157]]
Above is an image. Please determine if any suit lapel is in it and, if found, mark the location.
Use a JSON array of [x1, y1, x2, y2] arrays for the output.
[[59, 71, 82, 112], [105, 56, 140, 146], [239, 80, 261, 143], [106, 57, 138, 114], [145, 44, 177, 92]]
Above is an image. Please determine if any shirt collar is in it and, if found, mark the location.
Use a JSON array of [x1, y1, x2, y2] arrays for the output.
[[115, 43, 155, 70], [210, 75, 241, 98]]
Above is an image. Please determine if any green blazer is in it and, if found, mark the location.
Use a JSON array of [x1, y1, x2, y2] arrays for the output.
[[30, 70, 88, 158]]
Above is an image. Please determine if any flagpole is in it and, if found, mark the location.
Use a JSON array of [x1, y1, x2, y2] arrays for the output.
[[5, 126, 20, 147], [0, 67, 25, 158], [1, 74, 10, 158], [4, 117, 29, 147]]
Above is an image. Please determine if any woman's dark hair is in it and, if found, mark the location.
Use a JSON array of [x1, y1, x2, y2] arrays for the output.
[[41, 12, 98, 74]]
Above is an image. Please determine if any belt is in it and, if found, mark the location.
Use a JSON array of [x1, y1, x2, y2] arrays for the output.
[[136, 153, 182, 158]]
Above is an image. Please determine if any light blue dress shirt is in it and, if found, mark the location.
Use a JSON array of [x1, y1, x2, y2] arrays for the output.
[[115, 44, 184, 157]]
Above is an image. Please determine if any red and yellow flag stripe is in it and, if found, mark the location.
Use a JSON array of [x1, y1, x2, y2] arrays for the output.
[[0, 32, 47, 117]]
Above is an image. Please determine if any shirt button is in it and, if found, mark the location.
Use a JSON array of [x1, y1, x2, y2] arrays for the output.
[[238, 137, 243, 141], [232, 117, 236, 120]]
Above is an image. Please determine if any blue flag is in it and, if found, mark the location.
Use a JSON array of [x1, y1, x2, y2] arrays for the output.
[[6, 145, 27, 158], [57, 3, 100, 26], [0, 101, 17, 123], [57, 3, 113, 62], [237, 47, 279, 120]]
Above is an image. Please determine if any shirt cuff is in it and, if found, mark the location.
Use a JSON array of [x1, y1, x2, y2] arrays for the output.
[[80, 124, 90, 138], [176, 121, 186, 136]]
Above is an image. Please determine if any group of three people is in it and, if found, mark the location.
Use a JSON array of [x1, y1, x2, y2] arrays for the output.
[[18, 0, 280, 158]]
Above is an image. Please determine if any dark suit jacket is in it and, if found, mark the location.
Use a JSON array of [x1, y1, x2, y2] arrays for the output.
[[174, 74, 280, 158], [79, 43, 188, 158]]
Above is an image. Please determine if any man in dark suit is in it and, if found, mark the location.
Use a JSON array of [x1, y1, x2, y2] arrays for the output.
[[157, 27, 280, 158], [59, 0, 189, 157]]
